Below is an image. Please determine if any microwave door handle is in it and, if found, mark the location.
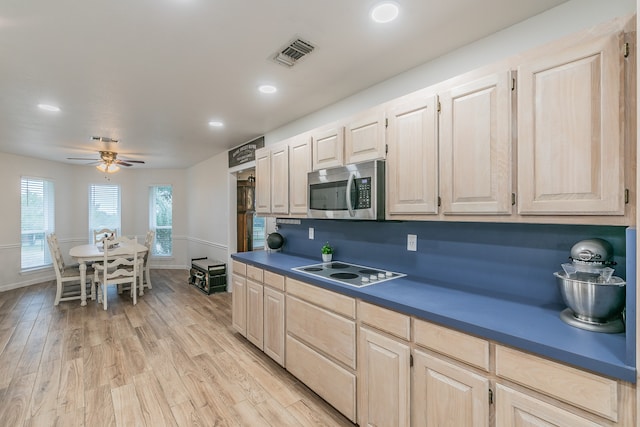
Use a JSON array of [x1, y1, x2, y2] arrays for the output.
[[346, 172, 356, 217]]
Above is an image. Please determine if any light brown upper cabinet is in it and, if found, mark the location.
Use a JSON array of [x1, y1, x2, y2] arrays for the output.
[[386, 90, 439, 217], [439, 70, 514, 215], [270, 142, 289, 214], [517, 30, 625, 216], [311, 123, 344, 171], [288, 133, 312, 216], [255, 141, 289, 215], [254, 147, 271, 214], [344, 105, 387, 165]]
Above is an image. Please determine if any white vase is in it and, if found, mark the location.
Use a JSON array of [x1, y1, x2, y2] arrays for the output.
[[322, 253, 332, 262]]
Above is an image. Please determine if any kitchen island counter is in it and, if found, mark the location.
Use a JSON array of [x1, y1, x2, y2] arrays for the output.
[[231, 250, 635, 383]]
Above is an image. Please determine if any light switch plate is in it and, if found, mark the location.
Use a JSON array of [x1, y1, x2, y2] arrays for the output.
[[309, 227, 314, 239], [407, 234, 417, 251]]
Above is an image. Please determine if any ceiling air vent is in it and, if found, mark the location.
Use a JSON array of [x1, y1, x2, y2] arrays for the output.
[[273, 38, 316, 68]]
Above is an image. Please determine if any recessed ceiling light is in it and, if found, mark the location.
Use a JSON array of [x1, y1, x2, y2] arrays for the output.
[[37, 103, 61, 112], [371, 1, 399, 23], [208, 120, 224, 127], [258, 85, 277, 94]]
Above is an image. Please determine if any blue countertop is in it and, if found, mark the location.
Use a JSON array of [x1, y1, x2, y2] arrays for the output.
[[232, 251, 636, 383]]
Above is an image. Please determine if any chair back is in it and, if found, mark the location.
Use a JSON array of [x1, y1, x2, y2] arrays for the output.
[[99, 236, 138, 288], [93, 228, 118, 244], [46, 233, 65, 278], [143, 230, 155, 261]]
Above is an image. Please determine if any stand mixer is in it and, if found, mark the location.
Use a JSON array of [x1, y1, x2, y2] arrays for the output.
[[554, 238, 626, 333]]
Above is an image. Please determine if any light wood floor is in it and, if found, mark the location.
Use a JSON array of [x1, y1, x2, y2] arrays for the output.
[[0, 269, 355, 427]]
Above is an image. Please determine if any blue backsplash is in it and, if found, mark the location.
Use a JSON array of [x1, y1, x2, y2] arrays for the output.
[[274, 219, 629, 307]]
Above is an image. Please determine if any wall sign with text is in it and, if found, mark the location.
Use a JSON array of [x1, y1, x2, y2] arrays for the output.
[[228, 136, 265, 168]]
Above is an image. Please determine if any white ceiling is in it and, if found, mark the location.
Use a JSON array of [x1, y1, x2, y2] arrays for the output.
[[0, 0, 568, 169]]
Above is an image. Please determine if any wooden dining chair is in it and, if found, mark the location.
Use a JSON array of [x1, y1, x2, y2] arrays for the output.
[[93, 228, 117, 244], [138, 230, 155, 295], [92, 235, 138, 310], [47, 233, 95, 305]]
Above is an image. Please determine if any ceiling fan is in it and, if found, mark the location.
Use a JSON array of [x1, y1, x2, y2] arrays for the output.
[[67, 150, 145, 173]]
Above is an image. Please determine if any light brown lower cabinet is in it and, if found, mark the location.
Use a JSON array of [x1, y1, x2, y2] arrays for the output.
[[412, 348, 490, 427], [263, 286, 285, 366], [285, 279, 357, 422], [231, 262, 286, 367], [286, 334, 357, 421], [231, 274, 246, 336], [246, 278, 264, 349], [230, 269, 636, 426], [358, 327, 410, 427], [494, 345, 636, 426]]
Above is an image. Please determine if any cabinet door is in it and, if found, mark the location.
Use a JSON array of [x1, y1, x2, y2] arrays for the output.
[[517, 31, 624, 215], [270, 143, 289, 214], [312, 124, 344, 170], [263, 286, 285, 367], [386, 91, 439, 215], [255, 148, 271, 214], [495, 384, 603, 427], [246, 279, 264, 349], [440, 71, 513, 215], [412, 349, 489, 427], [345, 106, 386, 164], [231, 275, 247, 336], [288, 134, 312, 215], [359, 328, 410, 427]]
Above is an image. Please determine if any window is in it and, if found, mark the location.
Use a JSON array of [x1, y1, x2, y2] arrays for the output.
[[21, 177, 54, 269], [252, 216, 265, 250], [89, 184, 121, 242], [149, 185, 172, 256]]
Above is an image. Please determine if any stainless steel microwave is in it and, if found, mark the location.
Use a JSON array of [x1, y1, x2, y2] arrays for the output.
[[308, 160, 385, 220]]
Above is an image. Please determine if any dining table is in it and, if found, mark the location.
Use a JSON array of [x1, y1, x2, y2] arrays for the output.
[[69, 241, 148, 306]]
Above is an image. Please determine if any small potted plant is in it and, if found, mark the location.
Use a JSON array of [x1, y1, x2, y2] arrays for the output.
[[321, 242, 333, 262]]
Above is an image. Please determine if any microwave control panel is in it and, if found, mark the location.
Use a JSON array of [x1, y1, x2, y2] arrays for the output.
[[354, 178, 371, 209]]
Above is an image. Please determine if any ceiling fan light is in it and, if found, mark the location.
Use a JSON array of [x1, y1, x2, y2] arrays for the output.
[[96, 163, 120, 173]]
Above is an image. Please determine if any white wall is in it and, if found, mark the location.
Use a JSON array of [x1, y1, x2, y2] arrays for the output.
[[186, 151, 230, 266], [0, 151, 188, 291]]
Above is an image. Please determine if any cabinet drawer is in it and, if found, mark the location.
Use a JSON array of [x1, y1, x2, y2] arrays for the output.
[[358, 300, 410, 340], [414, 319, 489, 371], [286, 334, 356, 422], [264, 270, 285, 291], [286, 278, 355, 319], [495, 346, 618, 421], [246, 265, 263, 282], [495, 384, 603, 427], [232, 260, 246, 276], [286, 295, 356, 369]]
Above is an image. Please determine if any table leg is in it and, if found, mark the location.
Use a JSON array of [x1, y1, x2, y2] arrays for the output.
[[79, 262, 87, 306]]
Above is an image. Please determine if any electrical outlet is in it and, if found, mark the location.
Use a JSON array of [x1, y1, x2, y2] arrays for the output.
[[309, 227, 314, 239], [407, 234, 417, 251]]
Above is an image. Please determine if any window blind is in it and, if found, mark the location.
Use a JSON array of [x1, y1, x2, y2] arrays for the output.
[[21, 177, 54, 269], [89, 184, 121, 241], [149, 185, 172, 256]]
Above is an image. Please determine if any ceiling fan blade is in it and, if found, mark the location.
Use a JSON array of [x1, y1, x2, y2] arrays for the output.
[[115, 160, 133, 166], [67, 157, 100, 161], [120, 159, 145, 164]]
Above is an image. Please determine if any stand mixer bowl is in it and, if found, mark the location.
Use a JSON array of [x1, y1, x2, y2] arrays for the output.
[[554, 272, 626, 323]]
